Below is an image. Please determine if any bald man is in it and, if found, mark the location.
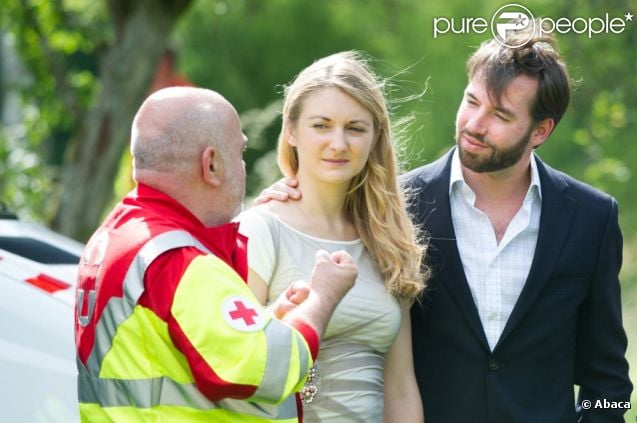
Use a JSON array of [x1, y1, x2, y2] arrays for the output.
[[74, 87, 357, 422]]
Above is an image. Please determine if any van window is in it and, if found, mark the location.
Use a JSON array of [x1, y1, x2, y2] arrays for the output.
[[0, 237, 80, 265]]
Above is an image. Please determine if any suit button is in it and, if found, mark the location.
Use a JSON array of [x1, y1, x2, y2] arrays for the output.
[[488, 359, 500, 371]]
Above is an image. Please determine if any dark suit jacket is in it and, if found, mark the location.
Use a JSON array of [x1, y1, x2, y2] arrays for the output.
[[403, 150, 632, 423]]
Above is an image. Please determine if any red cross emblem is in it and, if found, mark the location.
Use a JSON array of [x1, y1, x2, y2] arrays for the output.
[[222, 296, 265, 332], [229, 300, 258, 325]]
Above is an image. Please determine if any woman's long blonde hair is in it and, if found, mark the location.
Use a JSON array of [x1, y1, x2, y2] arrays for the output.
[[277, 51, 428, 301]]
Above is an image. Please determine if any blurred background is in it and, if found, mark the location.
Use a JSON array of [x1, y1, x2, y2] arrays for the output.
[[1, 0, 635, 418]]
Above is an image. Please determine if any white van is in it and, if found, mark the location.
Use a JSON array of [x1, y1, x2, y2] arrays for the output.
[[0, 210, 82, 422]]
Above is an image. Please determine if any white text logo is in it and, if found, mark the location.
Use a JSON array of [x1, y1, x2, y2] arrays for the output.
[[432, 4, 633, 45]]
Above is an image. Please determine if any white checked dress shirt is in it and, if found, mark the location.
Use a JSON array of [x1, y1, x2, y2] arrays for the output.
[[449, 150, 542, 351]]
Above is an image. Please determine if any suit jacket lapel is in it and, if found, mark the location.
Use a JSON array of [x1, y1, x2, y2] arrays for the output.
[[495, 157, 576, 351], [421, 150, 490, 351]]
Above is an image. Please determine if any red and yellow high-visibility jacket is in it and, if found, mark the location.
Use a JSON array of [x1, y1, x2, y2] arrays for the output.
[[75, 184, 318, 422]]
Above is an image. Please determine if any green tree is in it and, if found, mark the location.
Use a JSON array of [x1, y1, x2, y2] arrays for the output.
[[2, 0, 193, 241], [2, 0, 635, 240]]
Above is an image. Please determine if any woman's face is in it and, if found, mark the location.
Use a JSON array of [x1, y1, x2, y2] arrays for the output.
[[287, 87, 375, 187]]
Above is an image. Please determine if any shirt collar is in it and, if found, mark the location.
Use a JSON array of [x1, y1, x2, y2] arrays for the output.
[[449, 149, 465, 194], [529, 152, 542, 199], [449, 148, 542, 200], [127, 184, 248, 280]]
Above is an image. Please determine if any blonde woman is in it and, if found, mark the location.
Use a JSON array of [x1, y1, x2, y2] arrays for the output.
[[237, 51, 427, 422]]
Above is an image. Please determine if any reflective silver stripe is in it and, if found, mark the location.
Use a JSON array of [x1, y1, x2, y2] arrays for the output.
[[78, 373, 297, 419], [85, 230, 209, 373], [221, 395, 298, 420], [79, 373, 208, 409], [77, 289, 96, 326], [296, 333, 309, 383], [250, 318, 294, 402]]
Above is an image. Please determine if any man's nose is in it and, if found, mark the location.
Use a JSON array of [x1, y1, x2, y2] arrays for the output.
[[465, 110, 488, 135]]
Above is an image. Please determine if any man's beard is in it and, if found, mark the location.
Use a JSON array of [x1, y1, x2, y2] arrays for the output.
[[455, 127, 532, 173]]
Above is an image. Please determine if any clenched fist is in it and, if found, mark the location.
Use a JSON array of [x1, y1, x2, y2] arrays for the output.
[[310, 249, 358, 304], [270, 280, 311, 319]]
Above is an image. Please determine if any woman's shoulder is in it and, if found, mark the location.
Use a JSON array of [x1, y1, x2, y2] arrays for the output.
[[238, 202, 279, 219], [240, 201, 290, 217], [235, 205, 281, 237], [238, 202, 299, 227], [259, 201, 298, 220]]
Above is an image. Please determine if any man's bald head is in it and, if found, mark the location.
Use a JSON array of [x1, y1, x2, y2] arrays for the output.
[[131, 87, 235, 177], [129, 87, 247, 226]]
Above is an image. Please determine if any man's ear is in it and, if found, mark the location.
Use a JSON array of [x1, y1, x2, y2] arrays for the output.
[[531, 118, 554, 149], [202, 146, 221, 187]]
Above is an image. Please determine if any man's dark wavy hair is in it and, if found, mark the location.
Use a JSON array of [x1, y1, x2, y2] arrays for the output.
[[467, 19, 571, 129]]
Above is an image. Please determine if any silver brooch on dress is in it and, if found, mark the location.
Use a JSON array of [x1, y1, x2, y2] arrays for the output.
[[300, 362, 320, 405]]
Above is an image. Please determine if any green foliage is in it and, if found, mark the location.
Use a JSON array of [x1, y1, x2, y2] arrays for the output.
[[537, 0, 637, 212], [0, 0, 107, 220], [0, 129, 54, 221], [3, 0, 636, 231], [174, 0, 452, 194], [172, 0, 636, 219]]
